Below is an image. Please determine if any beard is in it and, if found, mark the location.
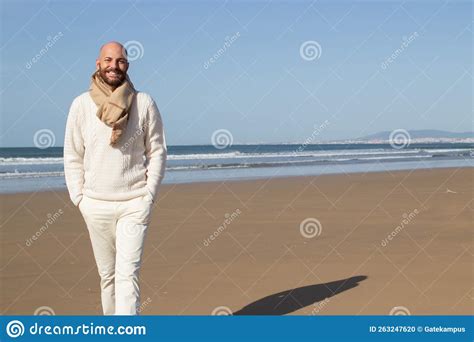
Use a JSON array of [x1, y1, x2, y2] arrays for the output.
[[98, 65, 126, 88]]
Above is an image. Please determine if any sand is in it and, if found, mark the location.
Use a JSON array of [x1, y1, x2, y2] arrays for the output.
[[1, 167, 472, 315]]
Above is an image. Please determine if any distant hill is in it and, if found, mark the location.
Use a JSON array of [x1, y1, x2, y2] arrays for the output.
[[356, 130, 473, 141]]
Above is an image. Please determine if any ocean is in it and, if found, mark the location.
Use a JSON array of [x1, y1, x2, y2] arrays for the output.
[[0, 143, 472, 194]]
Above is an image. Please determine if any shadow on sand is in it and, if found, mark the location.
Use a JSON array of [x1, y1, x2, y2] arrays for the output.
[[233, 275, 368, 315]]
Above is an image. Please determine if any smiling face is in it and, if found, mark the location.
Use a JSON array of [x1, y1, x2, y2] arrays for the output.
[[96, 42, 129, 89]]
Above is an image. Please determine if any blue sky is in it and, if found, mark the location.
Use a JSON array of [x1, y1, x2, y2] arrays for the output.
[[0, 0, 471, 147]]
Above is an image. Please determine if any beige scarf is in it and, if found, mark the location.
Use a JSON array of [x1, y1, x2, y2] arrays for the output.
[[89, 70, 136, 146]]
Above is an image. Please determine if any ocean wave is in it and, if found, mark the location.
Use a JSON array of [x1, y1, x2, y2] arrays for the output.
[[3, 148, 470, 165], [0, 157, 64, 165], [2, 153, 469, 179], [0, 144, 472, 180], [0, 171, 65, 179]]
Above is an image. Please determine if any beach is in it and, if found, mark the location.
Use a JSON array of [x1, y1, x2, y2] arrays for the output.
[[0, 167, 472, 315]]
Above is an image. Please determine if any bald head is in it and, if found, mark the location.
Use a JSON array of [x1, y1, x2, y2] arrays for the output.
[[98, 41, 128, 60], [96, 41, 129, 89]]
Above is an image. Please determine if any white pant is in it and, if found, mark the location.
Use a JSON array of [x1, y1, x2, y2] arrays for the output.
[[78, 193, 153, 315]]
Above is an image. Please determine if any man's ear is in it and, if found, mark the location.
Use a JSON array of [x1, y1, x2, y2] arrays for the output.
[[95, 59, 100, 71]]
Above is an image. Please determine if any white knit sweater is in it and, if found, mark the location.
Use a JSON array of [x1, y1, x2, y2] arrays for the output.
[[64, 91, 167, 206]]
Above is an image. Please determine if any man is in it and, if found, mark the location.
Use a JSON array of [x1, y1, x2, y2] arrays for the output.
[[64, 41, 167, 315]]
